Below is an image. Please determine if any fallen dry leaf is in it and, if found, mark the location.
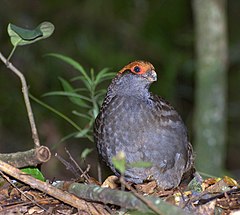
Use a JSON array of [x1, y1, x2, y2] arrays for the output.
[[101, 175, 119, 189]]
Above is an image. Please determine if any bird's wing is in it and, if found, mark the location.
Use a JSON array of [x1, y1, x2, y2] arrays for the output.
[[93, 92, 117, 147], [150, 94, 194, 171]]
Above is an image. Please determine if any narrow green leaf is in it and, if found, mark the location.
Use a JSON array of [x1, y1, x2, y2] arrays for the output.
[[95, 89, 107, 95], [21, 167, 45, 181], [95, 90, 107, 101], [75, 128, 89, 138], [71, 76, 92, 92], [59, 77, 89, 108], [92, 107, 99, 119], [80, 148, 94, 160], [90, 68, 95, 82], [46, 53, 91, 84], [51, 132, 78, 149], [95, 73, 116, 86], [30, 94, 81, 132], [95, 68, 115, 85], [112, 151, 126, 174], [8, 22, 54, 46], [72, 110, 92, 120], [95, 68, 111, 80], [43, 91, 92, 104], [74, 88, 89, 93]]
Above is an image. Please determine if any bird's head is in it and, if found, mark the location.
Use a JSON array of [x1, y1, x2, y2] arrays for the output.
[[108, 61, 157, 97], [118, 61, 157, 83]]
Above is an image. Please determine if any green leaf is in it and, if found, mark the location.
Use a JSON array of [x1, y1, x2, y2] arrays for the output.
[[8, 22, 54, 46], [95, 89, 107, 101], [74, 88, 89, 93], [128, 161, 152, 168], [112, 151, 126, 174], [75, 128, 89, 138], [30, 94, 80, 131], [21, 167, 45, 181], [80, 148, 94, 160], [92, 107, 99, 119], [71, 76, 92, 92], [95, 68, 111, 80], [51, 132, 78, 149], [72, 110, 92, 120], [95, 69, 115, 85], [58, 77, 90, 108], [46, 53, 92, 85], [43, 91, 92, 105]]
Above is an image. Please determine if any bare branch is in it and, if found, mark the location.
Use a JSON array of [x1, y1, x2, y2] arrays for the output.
[[0, 52, 40, 148], [0, 159, 109, 215]]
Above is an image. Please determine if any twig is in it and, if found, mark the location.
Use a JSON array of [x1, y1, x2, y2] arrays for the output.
[[80, 164, 91, 180], [0, 52, 40, 148], [55, 153, 80, 177], [196, 188, 240, 205], [0, 159, 109, 215], [0, 170, 48, 213], [65, 148, 90, 182]]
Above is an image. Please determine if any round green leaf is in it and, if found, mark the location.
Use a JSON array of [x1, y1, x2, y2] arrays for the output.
[[8, 22, 55, 46]]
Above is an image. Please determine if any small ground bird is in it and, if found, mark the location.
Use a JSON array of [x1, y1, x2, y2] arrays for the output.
[[94, 61, 194, 189]]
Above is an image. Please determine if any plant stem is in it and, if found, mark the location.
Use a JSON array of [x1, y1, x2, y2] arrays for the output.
[[30, 94, 93, 142], [0, 52, 40, 148], [7, 45, 17, 62]]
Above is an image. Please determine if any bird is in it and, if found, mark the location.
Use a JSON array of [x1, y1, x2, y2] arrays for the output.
[[94, 61, 194, 189]]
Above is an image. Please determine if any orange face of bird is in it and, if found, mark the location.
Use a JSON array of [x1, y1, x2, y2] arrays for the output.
[[119, 61, 157, 82]]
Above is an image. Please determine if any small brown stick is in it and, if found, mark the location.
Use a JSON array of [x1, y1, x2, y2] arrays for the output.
[[0, 159, 109, 215], [0, 52, 40, 148], [65, 148, 90, 181], [55, 153, 80, 177], [0, 170, 48, 213], [80, 164, 90, 180]]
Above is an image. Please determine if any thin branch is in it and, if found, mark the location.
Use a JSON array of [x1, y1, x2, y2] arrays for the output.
[[65, 148, 91, 182], [0, 52, 40, 148], [0, 159, 109, 215], [0, 170, 48, 213]]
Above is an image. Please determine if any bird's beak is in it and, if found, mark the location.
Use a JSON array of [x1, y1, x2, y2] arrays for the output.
[[143, 70, 157, 82]]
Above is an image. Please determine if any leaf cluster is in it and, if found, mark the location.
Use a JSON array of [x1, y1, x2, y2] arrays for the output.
[[43, 53, 115, 143]]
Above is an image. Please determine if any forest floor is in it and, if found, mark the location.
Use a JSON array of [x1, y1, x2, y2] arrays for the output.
[[0, 172, 240, 215]]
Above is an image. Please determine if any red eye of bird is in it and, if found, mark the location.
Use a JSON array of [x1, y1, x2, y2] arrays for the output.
[[133, 66, 141, 73]]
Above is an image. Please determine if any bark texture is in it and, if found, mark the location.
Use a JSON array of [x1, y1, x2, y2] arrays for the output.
[[193, 0, 228, 175]]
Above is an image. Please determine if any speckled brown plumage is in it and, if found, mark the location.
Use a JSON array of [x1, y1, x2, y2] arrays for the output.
[[94, 61, 194, 189]]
